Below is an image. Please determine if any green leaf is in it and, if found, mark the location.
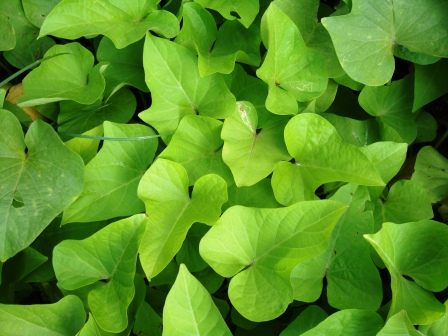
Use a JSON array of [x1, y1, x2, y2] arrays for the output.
[[53, 215, 146, 333], [79, 313, 133, 336], [18, 43, 106, 107], [322, 0, 448, 85], [176, 223, 209, 273], [413, 59, 448, 112], [199, 200, 347, 321], [39, 0, 179, 49], [0, 295, 85, 336], [133, 301, 163, 336], [159, 115, 233, 186], [96, 37, 147, 97], [138, 159, 227, 279], [58, 88, 136, 134], [272, 113, 384, 205], [2, 0, 55, 69], [194, 0, 259, 28], [176, 3, 261, 76], [64, 125, 102, 165], [280, 305, 328, 336], [221, 101, 290, 186], [291, 184, 382, 311], [257, 3, 327, 115], [419, 300, 448, 336], [62, 122, 158, 224], [394, 45, 440, 66], [22, 0, 61, 28], [301, 309, 383, 336], [377, 311, 424, 336], [1, 247, 48, 283], [0, 13, 15, 51], [411, 146, 448, 202], [163, 264, 232, 335], [0, 111, 84, 261], [139, 33, 236, 138], [364, 220, 448, 324], [359, 76, 417, 143]]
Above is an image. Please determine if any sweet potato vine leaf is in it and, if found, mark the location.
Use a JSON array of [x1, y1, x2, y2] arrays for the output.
[[322, 0, 448, 85], [194, 0, 259, 28], [163, 264, 232, 336], [62, 121, 158, 224], [138, 158, 227, 280], [53, 215, 146, 333], [365, 220, 448, 325], [39, 0, 179, 49], [199, 200, 347, 321], [139, 33, 236, 138], [0, 110, 84, 262]]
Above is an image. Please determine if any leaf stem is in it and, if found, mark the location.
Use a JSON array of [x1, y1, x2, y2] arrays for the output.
[[57, 133, 173, 141], [435, 129, 448, 149]]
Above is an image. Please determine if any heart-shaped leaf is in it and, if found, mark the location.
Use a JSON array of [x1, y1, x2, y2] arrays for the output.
[[0, 111, 84, 261], [200, 200, 347, 321]]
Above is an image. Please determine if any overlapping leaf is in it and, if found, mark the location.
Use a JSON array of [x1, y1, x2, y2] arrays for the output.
[[0, 295, 85, 336], [163, 264, 232, 335], [199, 200, 347, 321], [18, 43, 106, 107], [280, 305, 328, 336], [377, 311, 424, 336], [62, 121, 158, 224], [139, 33, 236, 138], [176, 3, 261, 76], [291, 184, 382, 311], [194, 0, 259, 28], [256, 3, 327, 115], [271, 113, 385, 205], [322, 0, 448, 85], [40, 0, 179, 49], [0, 111, 84, 262], [159, 115, 233, 185], [0, 13, 15, 51], [411, 146, 448, 203], [138, 159, 227, 280], [22, 0, 60, 28], [53, 215, 146, 333], [359, 76, 417, 143], [221, 101, 290, 186], [365, 220, 448, 324]]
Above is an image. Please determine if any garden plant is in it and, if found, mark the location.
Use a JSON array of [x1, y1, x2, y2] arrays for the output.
[[1, 0, 448, 335]]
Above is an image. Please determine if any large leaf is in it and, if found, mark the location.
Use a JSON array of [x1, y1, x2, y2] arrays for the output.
[[0, 295, 85, 336], [301, 310, 383, 336], [199, 200, 347, 321], [256, 3, 327, 115], [53, 215, 146, 333], [359, 76, 417, 143], [163, 264, 232, 335], [62, 122, 158, 224], [0, 110, 84, 262], [139, 33, 235, 138], [322, 0, 448, 85], [138, 159, 227, 280], [291, 184, 382, 310], [159, 115, 233, 185], [221, 101, 290, 186], [411, 146, 448, 202], [176, 3, 261, 76], [39, 0, 179, 49], [0, 12, 15, 51], [18, 43, 106, 107], [194, 0, 259, 28], [365, 220, 448, 324], [377, 311, 424, 336], [271, 113, 385, 205]]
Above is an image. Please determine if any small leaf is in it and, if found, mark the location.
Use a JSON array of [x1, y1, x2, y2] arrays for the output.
[[163, 264, 232, 335], [0, 13, 15, 51], [53, 215, 146, 333], [62, 122, 158, 224], [377, 311, 424, 336], [40, 0, 179, 48], [280, 305, 328, 336], [138, 159, 227, 279], [0, 111, 84, 261], [0, 295, 85, 336], [364, 220, 448, 324], [221, 101, 290, 186], [200, 200, 347, 321], [22, 0, 60, 28], [322, 0, 448, 85], [194, 0, 259, 28], [18, 43, 106, 107]]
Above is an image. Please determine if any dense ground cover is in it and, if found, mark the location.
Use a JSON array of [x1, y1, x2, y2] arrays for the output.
[[1, 0, 448, 335]]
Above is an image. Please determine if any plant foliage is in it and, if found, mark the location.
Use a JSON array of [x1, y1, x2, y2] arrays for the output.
[[1, 0, 448, 334]]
